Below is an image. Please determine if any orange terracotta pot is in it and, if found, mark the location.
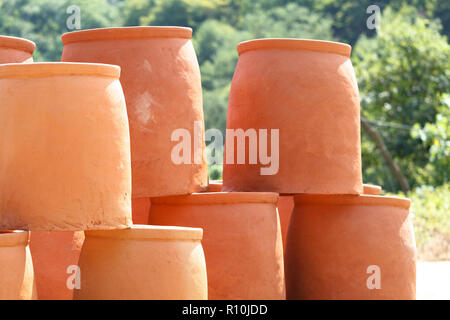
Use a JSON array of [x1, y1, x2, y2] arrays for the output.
[[223, 39, 362, 195], [0, 63, 132, 230], [0, 230, 37, 299], [29, 231, 84, 300], [61, 27, 208, 198], [74, 225, 207, 300], [0, 35, 35, 63], [363, 184, 382, 195], [149, 192, 285, 300], [285, 194, 416, 300], [131, 198, 151, 225]]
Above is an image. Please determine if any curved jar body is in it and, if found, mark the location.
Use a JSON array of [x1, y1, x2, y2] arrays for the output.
[[61, 27, 208, 198], [223, 39, 362, 194], [0, 35, 35, 63], [0, 63, 132, 230]]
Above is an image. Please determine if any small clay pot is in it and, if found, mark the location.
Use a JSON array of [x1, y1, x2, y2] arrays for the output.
[[62, 27, 208, 198], [0, 62, 132, 230], [29, 231, 84, 300], [149, 192, 285, 300], [363, 184, 382, 195], [74, 225, 207, 300], [0, 230, 37, 299], [285, 194, 416, 300], [0, 35, 35, 63], [131, 198, 151, 224], [223, 39, 362, 195]]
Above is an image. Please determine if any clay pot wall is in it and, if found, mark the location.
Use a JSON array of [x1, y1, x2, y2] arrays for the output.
[[0, 35, 35, 63]]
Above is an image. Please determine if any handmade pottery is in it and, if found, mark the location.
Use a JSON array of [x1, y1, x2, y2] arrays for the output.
[[0, 35, 35, 63], [0, 63, 132, 230], [223, 39, 362, 195], [0, 230, 37, 299], [74, 225, 207, 300], [149, 192, 285, 300], [61, 27, 208, 198], [363, 184, 382, 195], [131, 198, 151, 224], [285, 194, 416, 300]]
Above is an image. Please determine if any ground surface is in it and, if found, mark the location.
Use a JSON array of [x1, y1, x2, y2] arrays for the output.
[[416, 261, 450, 300]]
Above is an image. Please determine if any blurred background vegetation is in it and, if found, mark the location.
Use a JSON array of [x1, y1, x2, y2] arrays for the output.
[[0, 0, 448, 259]]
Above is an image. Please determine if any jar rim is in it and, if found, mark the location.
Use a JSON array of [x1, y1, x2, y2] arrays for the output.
[[293, 194, 410, 209], [151, 192, 279, 205], [0, 230, 29, 247], [0, 35, 36, 54]]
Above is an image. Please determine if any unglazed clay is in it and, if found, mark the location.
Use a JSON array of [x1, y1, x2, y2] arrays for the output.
[[29, 231, 84, 300], [0, 230, 37, 299], [74, 225, 207, 300], [285, 194, 416, 300], [0, 63, 132, 230], [131, 198, 151, 224], [223, 39, 363, 194], [61, 27, 208, 198], [149, 192, 285, 300], [0, 35, 35, 63]]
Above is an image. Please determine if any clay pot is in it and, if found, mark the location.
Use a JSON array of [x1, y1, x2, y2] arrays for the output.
[[223, 39, 362, 195], [0, 35, 35, 63], [74, 225, 207, 300], [205, 180, 223, 192], [363, 184, 382, 195], [0, 62, 132, 230], [29, 231, 84, 300], [285, 194, 416, 300], [61, 27, 208, 198], [149, 192, 285, 300], [131, 198, 151, 224], [0, 230, 37, 299]]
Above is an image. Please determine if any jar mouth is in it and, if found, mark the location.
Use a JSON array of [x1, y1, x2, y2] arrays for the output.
[[151, 192, 279, 205], [0, 230, 29, 247], [0, 62, 120, 79], [85, 225, 203, 241], [0, 35, 36, 54], [62, 26, 192, 44], [237, 38, 351, 57], [293, 194, 410, 209]]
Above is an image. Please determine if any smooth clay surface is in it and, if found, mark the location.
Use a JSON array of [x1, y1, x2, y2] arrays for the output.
[[0, 35, 35, 63], [61, 27, 208, 198], [285, 194, 416, 300], [149, 192, 286, 300]]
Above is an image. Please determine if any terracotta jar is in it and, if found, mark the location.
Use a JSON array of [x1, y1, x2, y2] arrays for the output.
[[0, 63, 132, 230], [223, 39, 362, 195], [29, 231, 84, 300], [0, 230, 37, 299], [149, 192, 285, 300], [131, 198, 151, 224], [363, 184, 382, 195], [74, 225, 207, 300], [285, 194, 416, 300], [61, 27, 208, 198], [0, 35, 35, 63]]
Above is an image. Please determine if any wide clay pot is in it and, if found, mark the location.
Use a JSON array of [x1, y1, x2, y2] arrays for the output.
[[285, 194, 416, 300], [61, 27, 208, 198], [131, 198, 151, 224], [74, 225, 207, 300], [223, 39, 362, 195], [29, 231, 84, 300], [0, 35, 35, 63], [0, 62, 132, 230], [149, 192, 285, 300], [0, 230, 37, 299]]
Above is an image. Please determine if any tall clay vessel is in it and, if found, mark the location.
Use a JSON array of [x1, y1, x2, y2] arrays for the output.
[[149, 192, 285, 300], [0, 230, 37, 299], [285, 194, 416, 300], [0, 35, 35, 63], [0, 63, 132, 230], [30, 231, 84, 300], [74, 225, 207, 300], [223, 39, 362, 194], [61, 27, 208, 198]]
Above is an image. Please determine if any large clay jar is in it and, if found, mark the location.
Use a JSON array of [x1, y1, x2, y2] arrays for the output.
[[149, 192, 285, 300], [0, 63, 132, 230], [61, 27, 208, 198], [285, 194, 416, 300], [0, 35, 35, 63], [74, 225, 207, 300], [29, 231, 84, 300], [131, 198, 151, 224], [0, 230, 37, 299], [223, 39, 362, 194]]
